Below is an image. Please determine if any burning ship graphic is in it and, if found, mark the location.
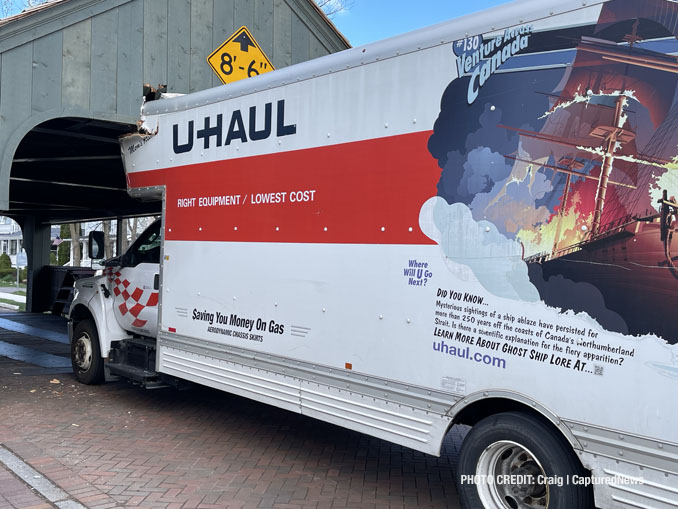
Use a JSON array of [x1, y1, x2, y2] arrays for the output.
[[504, 24, 678, 340]]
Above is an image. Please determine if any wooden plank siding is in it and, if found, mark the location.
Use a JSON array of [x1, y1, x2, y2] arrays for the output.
[[117, 2, 144, 117], [291, 11, 310, 65], [1, 44, 33, 133], [168, 0, 191, 93], [90, 9, 118, 113], [2, 0, 347, 117], [143, 0, 168, 89], [116, 0, 144, 117], [254, 0, 274, 63], [61, 19, 91, 110], [31, 31, 63, 113], [211, 0, 236, 88], [273, 0, 292, 69], [189, 0, 213, 93], [310, 33, 329, 59]]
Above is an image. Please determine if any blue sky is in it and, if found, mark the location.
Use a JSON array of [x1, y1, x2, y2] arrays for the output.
[[330, 0, 514, 46]]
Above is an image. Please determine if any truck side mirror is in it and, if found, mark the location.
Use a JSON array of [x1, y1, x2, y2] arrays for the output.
[[89, 231, 105, 260]]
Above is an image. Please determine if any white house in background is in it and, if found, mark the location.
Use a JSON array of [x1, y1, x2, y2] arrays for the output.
[[0, 215, 104, 267], [0, 216, 24, 266], [0, 216, 157, 268]]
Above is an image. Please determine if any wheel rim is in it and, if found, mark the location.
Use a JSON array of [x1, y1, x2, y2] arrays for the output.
[[476, 440, 549, 509], [73, 331, 93, 371]]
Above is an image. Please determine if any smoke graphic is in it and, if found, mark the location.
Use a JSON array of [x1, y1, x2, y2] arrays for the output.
[[419, 197, 540, 302]]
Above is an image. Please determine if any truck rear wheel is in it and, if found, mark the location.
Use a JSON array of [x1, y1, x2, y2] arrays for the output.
[[456, 411, 593, 509], [71, 319, 105, 385]]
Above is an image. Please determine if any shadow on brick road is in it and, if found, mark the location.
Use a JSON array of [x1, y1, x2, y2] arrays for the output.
[[1, 373, 468, 508]]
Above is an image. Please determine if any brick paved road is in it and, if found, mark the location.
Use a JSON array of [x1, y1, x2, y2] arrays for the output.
[[0, 314, 467, 508], [0, 463, 51, 509]]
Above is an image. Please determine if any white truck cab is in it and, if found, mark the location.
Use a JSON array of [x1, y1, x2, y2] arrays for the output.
[[69, 219, 161, 385]]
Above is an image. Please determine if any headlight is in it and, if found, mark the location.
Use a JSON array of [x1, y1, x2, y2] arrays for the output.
[[94, 269, 103, 277]]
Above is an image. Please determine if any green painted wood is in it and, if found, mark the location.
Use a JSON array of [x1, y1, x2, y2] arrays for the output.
[[143, 0, 168, 87], [234, 0, 255, 36], [189, 0, 214, 93], [211, 0, 235, 88], [167, 0, 191, 93], [1, 44, 32, 130], [0, 0, 132, 54], [91, 9, 119, 113], [31, 31, 63, 113], [116, 0, 144, 117], [62, 19, 91, 109], [0, 44, 32, 211], [254, 0, 273, 62], [273, 0, 291, 68], [309, 33, 328, 59], [291, 11, 309, 65], [286, 0, 349, 53]]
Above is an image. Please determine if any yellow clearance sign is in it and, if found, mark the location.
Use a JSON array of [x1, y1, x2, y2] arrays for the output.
[[207, 26, 275, 85]]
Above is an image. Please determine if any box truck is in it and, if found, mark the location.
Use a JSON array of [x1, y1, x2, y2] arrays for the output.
[[69, 0, 678, 507]]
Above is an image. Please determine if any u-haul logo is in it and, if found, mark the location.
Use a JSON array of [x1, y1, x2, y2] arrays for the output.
[[172, 99, 296, 154]]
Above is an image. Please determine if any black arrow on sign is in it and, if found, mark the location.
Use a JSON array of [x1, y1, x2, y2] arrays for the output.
[[233, 31, 256, 52]]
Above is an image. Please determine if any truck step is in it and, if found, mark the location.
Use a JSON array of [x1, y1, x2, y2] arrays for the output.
[[124, 336, 157, 349], [106, 362, 169, 389]]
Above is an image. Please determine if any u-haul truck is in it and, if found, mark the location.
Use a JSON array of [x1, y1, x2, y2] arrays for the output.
[[69, 0, 678, 507]]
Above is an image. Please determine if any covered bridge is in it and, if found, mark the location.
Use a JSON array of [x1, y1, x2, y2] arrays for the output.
[[0, 0, 349, 311]]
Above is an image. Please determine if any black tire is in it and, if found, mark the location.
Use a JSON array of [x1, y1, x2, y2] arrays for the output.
[[456, 411, 593, 509], [71, 319, 105, 385]]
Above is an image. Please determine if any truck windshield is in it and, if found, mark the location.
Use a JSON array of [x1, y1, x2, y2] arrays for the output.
[[126, 220, 162, 266]]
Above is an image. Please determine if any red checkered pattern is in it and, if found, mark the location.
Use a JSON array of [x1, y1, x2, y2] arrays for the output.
[[104, 266, 116, 282], [107, 270, 159, 328]]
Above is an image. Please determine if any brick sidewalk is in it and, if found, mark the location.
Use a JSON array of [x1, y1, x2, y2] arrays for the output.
[[0, 372, 466, 508]]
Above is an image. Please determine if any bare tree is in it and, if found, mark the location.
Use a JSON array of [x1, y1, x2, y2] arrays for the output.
[[102, 220, 113, 259], [129, 217, 139, 245], [1, 0, 14, 18], [68, 223, 81, 267], [314, 0, 352, 19], [118, 218, 140, 254], [1, 0, 54, 19], [120, 220, 129, 254]]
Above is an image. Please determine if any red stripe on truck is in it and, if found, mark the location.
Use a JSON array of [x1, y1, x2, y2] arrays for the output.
[[127, 131, 440, 244]]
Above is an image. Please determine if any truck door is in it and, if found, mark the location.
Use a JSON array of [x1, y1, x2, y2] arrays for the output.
[[107, 220, 161, 337]]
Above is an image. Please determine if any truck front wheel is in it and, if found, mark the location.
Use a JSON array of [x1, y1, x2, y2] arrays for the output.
[[71, 319, 105, 385], [456, 411, 593, 509]]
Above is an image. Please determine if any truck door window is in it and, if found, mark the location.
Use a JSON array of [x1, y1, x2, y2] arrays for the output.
[[127, 220, 162, 266]]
